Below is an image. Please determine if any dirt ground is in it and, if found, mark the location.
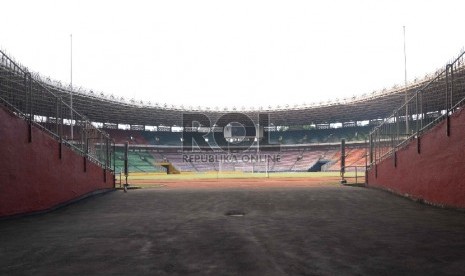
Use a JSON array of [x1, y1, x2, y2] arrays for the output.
[[129, 176, 343, 189], [1, 179, 465, 275]]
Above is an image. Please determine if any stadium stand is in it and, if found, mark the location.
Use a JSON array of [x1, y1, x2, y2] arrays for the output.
[[113, 149, 166, 173], [104, 126, 371, 174], [3, 46, 465, 210], [113, 127, 372, 147], [268, 127, 370, 145], [106, 129, 149, 145], [323, 148, 366, 172]]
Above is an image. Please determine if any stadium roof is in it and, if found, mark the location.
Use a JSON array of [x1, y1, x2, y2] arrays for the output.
[[1, 49, 464, 127], [40, 73, 445, 126]]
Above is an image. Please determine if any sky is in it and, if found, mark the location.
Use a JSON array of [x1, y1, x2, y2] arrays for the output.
[[1, 0, 464, 109]]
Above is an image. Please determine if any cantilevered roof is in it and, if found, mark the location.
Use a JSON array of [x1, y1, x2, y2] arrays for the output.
[[1, 49, 464, 127]]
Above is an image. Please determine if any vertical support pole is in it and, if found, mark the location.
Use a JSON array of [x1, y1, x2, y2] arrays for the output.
[[417, 136, 421, 154], [124, 141, 129, 191], [369, 133, 373, 165], [390, 120, 394, 155], [105, 137, 109, 169], [446, 116, 450, 137], [83, 156, 87, 172], [420, 89, 424, 130], [113, 141, 116, 187], [365, 138, 368, 185], [55, 97, 59, 135], [58, 138, 63, 159], [415, 91, 419, 135], [266, 156, 269, 178], [450, 64, 454, 110], [377, 129, 380, 162], [403, 26, 409, 136], [415, 90, 421, 154], [104, 137, 108, 183], [84, 127, 88, 173], [395, 110, 399, 151], [26, 72, 33, 143], [59, 98, 63, 159], [446, 64, 452, 136], [340, 139, 346, 183], [70, 34, 74, 141]]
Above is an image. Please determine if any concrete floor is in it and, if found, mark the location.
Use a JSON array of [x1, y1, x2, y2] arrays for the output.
[[1, 185, 465, 275]]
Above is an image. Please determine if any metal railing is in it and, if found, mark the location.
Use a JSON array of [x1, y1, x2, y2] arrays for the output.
[[0, 49, 115, 174], [341, 165, 366, 185], [369, 51, 465, 167]]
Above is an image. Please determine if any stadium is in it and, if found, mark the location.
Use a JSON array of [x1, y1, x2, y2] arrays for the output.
[[1, 2, 465, 274], [2, 47, 465, 273]]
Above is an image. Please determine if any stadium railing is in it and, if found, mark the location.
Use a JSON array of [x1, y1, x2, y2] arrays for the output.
[[0, 49, 115, 174], [340, 165, 366, 185], [368, 51, 465, 167]]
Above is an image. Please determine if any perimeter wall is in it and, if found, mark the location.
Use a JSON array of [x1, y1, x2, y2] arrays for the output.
[[367, 107, 465, 209], [0, 107, 114, 217]]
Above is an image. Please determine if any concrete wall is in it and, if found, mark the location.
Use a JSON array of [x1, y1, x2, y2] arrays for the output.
[[367, 108, 465, 209], [0, 107, 114, 217]]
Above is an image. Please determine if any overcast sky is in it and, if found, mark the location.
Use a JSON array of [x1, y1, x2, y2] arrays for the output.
[[1, 0, 464, 109]]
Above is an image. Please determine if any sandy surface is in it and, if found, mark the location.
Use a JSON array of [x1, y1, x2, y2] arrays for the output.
[[129, 176, 343, 189]]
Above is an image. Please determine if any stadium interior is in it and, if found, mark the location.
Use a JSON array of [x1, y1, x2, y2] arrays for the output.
[[1, 46, 465, 210], [1, 47, 465, 275]]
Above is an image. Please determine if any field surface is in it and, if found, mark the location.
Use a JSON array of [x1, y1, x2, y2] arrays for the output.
[[120, 171, 363, 189], [1, 176, 465, 275]]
